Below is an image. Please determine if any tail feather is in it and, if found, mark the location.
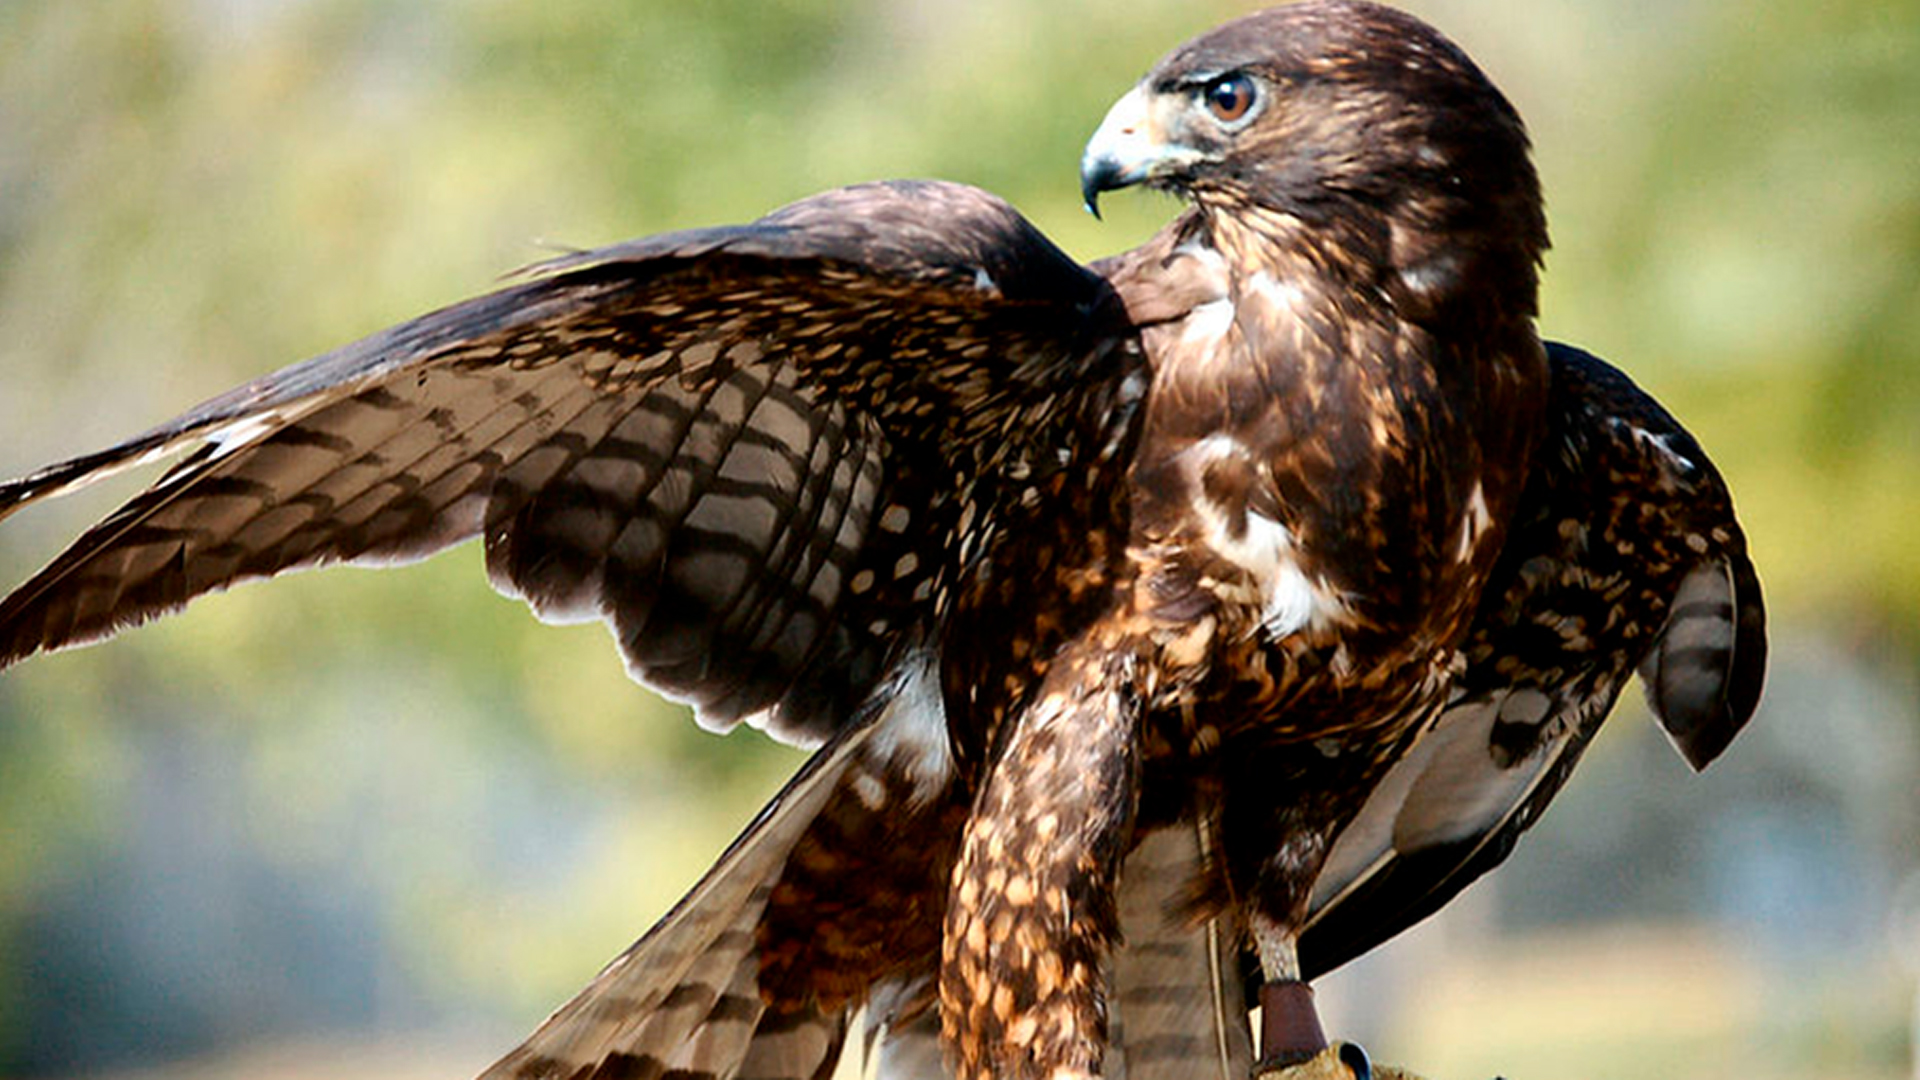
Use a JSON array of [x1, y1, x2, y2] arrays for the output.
[[734, 1005, 848, 1080], [660, 953, 764, 1068], [865, 989, 945, 1080], [1640, 552, 1767, 771], [856, 819, 1253, 1080], [479, 717, 876, 1080], [1108, 820, 1254, 1080]]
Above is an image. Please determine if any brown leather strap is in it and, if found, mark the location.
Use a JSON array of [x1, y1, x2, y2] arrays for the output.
[[1256, 979, 1329, 1067]]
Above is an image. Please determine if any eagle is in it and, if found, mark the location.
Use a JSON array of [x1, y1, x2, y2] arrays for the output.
[[0, 3, 1764, 1079]]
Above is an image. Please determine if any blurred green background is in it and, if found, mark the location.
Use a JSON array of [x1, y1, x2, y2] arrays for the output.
[[0, 1, 1915, 1078]]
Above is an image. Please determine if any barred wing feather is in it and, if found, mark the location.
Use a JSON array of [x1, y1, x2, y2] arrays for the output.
[[0, 180, 1124, 747]]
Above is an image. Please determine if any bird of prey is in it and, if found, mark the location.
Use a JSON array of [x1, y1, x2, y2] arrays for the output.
[[0, 3, 1764, 1079]]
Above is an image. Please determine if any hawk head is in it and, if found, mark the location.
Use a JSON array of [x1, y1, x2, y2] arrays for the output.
[[1081, 0, 1547, 320]]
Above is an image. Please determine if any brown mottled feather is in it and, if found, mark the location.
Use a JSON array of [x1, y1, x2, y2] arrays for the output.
[[0, 5, 1766, 1080], [1296, 342, 1766, 980], [0, 180, 1130, 748]]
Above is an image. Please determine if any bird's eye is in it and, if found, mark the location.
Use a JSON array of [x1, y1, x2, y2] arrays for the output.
[[1203, 74, 1257, 124]]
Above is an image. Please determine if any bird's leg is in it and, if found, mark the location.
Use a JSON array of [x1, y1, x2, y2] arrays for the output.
[[1252, 916, 1329, 1068], [940, 641, 1143, 1080]]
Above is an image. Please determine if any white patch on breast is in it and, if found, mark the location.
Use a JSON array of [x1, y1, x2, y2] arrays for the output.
[[1258, 540, 1342, 638], [1188, 435, 1348, 640]]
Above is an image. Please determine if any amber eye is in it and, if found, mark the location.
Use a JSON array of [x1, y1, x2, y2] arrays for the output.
[[1203, 74, 1257, 123]]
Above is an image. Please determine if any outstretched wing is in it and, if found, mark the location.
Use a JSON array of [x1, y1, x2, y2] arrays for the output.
[[1296, 341, 1767, 978], [0, 180, 1129, 745]]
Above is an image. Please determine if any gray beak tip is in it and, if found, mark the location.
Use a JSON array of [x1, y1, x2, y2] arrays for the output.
[[1080, 156, 1123, 220]]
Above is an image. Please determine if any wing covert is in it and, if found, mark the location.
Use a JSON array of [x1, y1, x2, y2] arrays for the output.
[[1296, 341, 1767, 979], [0, 180, 1133, 745]]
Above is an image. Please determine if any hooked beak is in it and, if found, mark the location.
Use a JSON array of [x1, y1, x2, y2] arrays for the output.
[[1080, 85, 1198, 218]]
